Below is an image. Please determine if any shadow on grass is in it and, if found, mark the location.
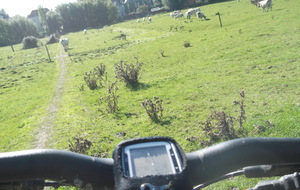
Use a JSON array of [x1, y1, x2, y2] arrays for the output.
[[128, 82, 152, 91], [152, 116, 175, 126]]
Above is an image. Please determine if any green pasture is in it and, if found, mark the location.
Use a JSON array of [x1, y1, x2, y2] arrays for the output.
[[0, 0, 299, 188]]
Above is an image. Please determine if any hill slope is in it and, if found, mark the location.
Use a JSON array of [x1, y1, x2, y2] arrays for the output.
[[0, 0, 299, 162]]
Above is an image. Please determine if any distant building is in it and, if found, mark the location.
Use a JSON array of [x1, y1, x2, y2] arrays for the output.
[[27, 8, 49, 33]]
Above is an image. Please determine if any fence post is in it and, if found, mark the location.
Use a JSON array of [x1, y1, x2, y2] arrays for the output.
[[216, 12, 223, 28], [45, 45, 52, 62], [10, 45, 15, 52]]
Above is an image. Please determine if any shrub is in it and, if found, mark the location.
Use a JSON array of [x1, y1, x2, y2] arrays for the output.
[[114, 33, 126, 40], [47, 34, 59, 44], [84, 64, 107, 90], [200, 91, 248, 146], [234, 90, 247, 134], [99, 81, 119, 113], [68, 137, 92, 154], [115, 58, 144, 86], [184, 41, 191, 48], [202, 111, 237, 143], [22, 36, 39, 49], [159, 49, 165, 57], [141, 97, 163, 122]]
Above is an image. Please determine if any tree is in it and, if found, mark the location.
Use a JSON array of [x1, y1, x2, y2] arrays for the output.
[[8, 16, 38, 45], [106, 2, 119, 24], [46, 11, 63, 34], [0, 19, 10, 46], [38, 6, 47, 31], [56, 0, 119, 33], [153, 0, 163, 7], [162, 0, 187, 10], [56, 2, 87, 32]]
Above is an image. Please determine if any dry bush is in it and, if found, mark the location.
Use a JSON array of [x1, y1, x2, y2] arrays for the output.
[[201, 91, 247, 146], [99, 81, 119, 113], [84, 64, 107, 90], [68, 137, 92, 154], [141, 97, 163, 122], [115, 58, 143, 86], [159, 49, 165, 57], [184, 41, 191, 48]]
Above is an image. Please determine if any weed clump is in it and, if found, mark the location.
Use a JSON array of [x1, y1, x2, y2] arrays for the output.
[[22, 36, 39, 49], [84, 64, 107, 90], [184, 41, 191, 48], [200, 91, 247, 146], [99, 81, 119, 113], [159, 49, 165, 57], [114, 33, 126, 40], [68, 137, 92, 154], [115, 58, 143, 87], [142, 97, 163, 122], [202, 111, 236, 145]]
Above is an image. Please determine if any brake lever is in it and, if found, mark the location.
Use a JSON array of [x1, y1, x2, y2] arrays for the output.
[[248, 172, 300, 190]]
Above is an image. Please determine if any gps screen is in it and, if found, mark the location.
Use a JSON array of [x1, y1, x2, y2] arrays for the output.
[[129, 145, 173, 177]]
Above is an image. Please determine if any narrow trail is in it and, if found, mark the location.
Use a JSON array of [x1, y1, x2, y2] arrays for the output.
[[34, 46, 68, 149]]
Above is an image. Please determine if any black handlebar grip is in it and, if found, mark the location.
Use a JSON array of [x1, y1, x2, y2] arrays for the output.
[[0, 149, 114, 190], [186, 138, 300, 186]]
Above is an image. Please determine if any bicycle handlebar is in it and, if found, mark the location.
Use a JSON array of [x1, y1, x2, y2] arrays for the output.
[[186, 138, 300, 186], [0, 138, 300, 189], [0, 149, 114, 190]]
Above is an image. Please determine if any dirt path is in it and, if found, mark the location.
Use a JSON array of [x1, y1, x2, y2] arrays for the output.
[[34, 46, 67, 149]]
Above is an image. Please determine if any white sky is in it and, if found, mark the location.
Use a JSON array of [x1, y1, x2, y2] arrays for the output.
[[1, 0, 77, 17]]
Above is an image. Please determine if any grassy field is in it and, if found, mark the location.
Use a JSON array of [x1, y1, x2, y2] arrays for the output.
[[0, 0, 299, 189]]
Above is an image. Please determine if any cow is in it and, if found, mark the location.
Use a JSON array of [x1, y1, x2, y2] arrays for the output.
[[83, 29, 87, 35], [185, 8, 201, 19], [60, 38, 69, 51], [258, 0, 272, 12], [250, 0, 262, 7], [170, 10, 181, 18], [175, 13, 184, 18], [196, 11, 206, 20]]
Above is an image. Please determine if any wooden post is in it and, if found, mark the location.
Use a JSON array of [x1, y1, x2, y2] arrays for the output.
[[45, 45, 52, 62], [10, 45, 15, 52], [216, 12, 222, 28]]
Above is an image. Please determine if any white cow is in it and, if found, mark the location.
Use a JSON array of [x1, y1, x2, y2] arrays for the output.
[[258, 0, 272, 12], [175, 13, 184, 18], [60, 38, 69, 51], [185, 8, 201, 19], [83, 29, 87, 35], [170, 10, 181, 18]]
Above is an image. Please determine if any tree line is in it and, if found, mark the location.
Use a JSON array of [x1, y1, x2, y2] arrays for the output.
[[0, 0, 118, 47]]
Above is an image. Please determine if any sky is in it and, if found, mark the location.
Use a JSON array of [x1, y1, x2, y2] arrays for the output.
[[1, 0, 77, 17]]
